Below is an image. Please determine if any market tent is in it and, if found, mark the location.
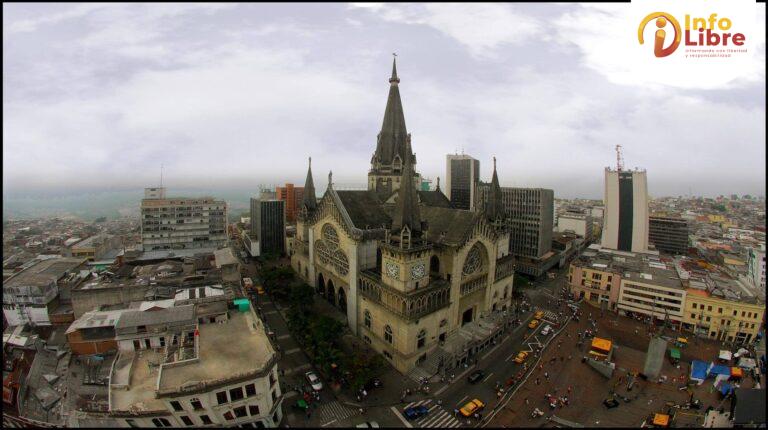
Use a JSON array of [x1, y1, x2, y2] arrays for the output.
[[233, 298, 250, 312], [734, 348, 750, 358], [709, 364, 731, 376], [690, 360, 709, 384], [738, 357, 757, 369], [719, 350, 733, 361], [669, 348, 681, 359], [719, 383, 734, 396], [653, 413, 670, 427], [731, 367, 744, 378], [591, 337, 612, 354]]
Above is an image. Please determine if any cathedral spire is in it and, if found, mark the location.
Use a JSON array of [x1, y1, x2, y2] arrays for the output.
[[487, 156, 503, 221], [372, 56, 410, 169], [391, 139, 421, 235], [301, 156, 317, 212]]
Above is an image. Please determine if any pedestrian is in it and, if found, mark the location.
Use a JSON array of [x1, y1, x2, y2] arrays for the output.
[[536, 378, 540, 385], [567, 386, 572, 394], [525, 397, 529, 405], [545, 372, 549, 380], [454, 408, 460, 417]]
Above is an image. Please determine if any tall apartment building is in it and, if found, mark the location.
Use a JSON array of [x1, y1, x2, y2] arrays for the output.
[[446, 154, 480, 210], [275, 184, 304, 223], [601, 168, 649, 253], [648, 216, 690, 255], [250, 198, 286, 256], [140, 188, 228, 251]]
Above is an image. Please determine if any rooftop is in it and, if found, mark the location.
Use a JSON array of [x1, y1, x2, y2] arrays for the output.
[[4, 257, 87, 288]]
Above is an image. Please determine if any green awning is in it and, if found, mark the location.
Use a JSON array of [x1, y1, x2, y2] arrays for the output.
[[233, 298, 250, 312], [669, 348, 681, 359], [297, 399, 308, 409]]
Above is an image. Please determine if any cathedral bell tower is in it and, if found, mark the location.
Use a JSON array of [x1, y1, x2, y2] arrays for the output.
[[369, 56, 420, 200], [380, 138, 433, 294]]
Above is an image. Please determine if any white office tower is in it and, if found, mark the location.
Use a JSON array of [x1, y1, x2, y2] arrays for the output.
[[601, 167, 649, 253]]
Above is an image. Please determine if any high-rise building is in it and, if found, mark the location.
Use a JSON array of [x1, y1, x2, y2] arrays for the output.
[[250, 198, 286, 256], [601, 168, 649, 253], [140, 188, 228, 251], [648, 216, 690, 255], [557, 211, 594, 241], [275, 183, 305, 223], [446, 154, 480, 210]]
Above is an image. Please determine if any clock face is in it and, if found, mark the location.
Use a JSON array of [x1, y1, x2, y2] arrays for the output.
[[385, 262, 400, 280], [411, 263, 426, 280]]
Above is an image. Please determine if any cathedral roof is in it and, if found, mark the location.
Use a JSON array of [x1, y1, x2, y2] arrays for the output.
[[372, 57, 413, 167], [391, 140, 422, 235], [335, 190, 390, 229], [421, 206, 479, 246], [485, 156, 503, 220], [417, 190, 452, 208]]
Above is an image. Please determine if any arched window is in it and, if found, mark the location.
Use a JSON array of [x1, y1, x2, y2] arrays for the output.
[[462, 243, 486, 276], [364, 310, 371, 328], [430, 255, 440, 274], [417, 329, 427, 349], [384, 325, 393, 344]]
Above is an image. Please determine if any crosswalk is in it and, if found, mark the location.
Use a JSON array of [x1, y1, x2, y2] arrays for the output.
[[540, 310, 559, 323], [401, 399, 462, 428], [317, 400, 361, 425]]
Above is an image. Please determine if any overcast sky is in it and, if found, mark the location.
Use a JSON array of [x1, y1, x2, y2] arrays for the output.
[[3, 2, 766, 199]]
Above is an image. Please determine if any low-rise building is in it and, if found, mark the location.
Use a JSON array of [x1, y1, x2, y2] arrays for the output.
[[108, 302, 283, 428]]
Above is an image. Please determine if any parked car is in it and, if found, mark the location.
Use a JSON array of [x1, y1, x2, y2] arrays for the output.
[[364, 378, 382, 391], [514, 351, 529, 364], [468, 369, 485, 384], [305, 371, 323, 391], [404, 405, 429, 420], [534, 311, 545, 320], [528, 319, 540, 329], [603, 398, 620, 409], [460, 399, 485, 417], [540, 324, 553, 336]]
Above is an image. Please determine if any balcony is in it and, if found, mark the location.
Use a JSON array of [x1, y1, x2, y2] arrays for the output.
[[359, 270, 451, 321], [460, 274, 488, 297], [494, 254, 515, 282]]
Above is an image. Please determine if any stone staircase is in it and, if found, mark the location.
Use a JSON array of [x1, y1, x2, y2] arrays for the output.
[[406, 346, 452, 383]]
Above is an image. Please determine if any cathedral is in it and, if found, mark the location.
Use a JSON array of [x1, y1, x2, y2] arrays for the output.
[[291, 59, 515, 374]]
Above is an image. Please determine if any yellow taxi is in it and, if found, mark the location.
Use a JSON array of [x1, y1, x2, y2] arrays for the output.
[[513, 351, 529, 364], [459, 399, 485, 417], [534, 311, 545, 320], [528, 319, 540, 329]]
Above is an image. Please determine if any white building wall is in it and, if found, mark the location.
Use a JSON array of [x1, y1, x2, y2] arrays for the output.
[[631, 171, 649, 253], [601, 169, 620, 249]]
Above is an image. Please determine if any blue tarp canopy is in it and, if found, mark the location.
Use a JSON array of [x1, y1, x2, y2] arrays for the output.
[[691, 360, 709, 380], [719, 383, 734, 395], [710, 364, 731, 376]]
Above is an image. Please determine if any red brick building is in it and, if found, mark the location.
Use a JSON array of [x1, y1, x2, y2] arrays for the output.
[[276, 183, 304, 223]]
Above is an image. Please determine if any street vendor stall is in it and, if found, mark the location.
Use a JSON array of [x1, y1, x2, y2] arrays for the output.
[[652, 413, 670, 427], [669, 348, 681, 365], [718, 350, 733, 362], [690, 360, 708, 385]]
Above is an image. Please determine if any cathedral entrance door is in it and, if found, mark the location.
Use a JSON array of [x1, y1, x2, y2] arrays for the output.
[[462, 308, 474, 326]]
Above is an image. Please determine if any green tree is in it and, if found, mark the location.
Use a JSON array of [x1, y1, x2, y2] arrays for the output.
[[289, 283, 314, 310]]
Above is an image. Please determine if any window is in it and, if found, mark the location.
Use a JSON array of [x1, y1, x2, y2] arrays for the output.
[[706, 316, 711, 322], [230, 387, 244, 402], [224, 411, 234, 421], [271, 389, 277, 402], [217, 391, 228, 405], [384, 325, 393, 344], [249, 405, 260, 416], [718, 308, 722, 314], [363, 335, 372, 344], [384, 351, 393, 359], [691, 313, 695, 319], [200, 415, 212, 425], [152, 418, 172, 427], [707, 306, 712, 312], [180, 416, 193, 426], [417, 329, 426, 349], [733, 310, 738, 316], [170, 401, 184, 412], [742, 311, 746, 317], [234, 406, 247, 418], [190, 398, 203, 411], [246, 383, 257, 397]]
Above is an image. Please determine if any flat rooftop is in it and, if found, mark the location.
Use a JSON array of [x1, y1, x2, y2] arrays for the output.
[[4, 257, 86, 288], [110, 349, 167, 413], [158, 308, 274, 394], [72, 234, 108, 248]]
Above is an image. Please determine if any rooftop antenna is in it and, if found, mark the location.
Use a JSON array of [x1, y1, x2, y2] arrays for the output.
[[160, 163, 164, 187], [615, 145, 624, 172]]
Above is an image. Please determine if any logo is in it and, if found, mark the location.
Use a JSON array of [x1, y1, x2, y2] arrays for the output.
[[638, 12, 746, 57]]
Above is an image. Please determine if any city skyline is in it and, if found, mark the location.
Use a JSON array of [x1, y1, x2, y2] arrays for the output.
[[3, 3, 766, 203]]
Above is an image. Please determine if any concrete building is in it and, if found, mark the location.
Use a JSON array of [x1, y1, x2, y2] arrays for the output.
[[648, 216, 690, 255], [557, 211, 594, 242], [65, 309, 126, 355], [601, 168, 649, 253], [68, 234, 122, 261], [140, 188, 228, 251], [275, 183, 304, 224], [108, 302, 283, 428], [249, 198, 286, 257], [747, 244, 765, 292], [445, 154, 480, 210], [3, 257, 87, 327], [618, 263, 686, 324]]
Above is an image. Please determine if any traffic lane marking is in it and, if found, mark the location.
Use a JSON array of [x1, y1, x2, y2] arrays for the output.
[[481, 372, 494, 383], [456, 395, 468, 407], [390, 406, 414, 428]]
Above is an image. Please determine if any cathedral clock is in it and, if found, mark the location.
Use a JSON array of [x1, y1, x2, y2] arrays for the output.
[[385, 262, 400, 280], [410, 263, 426, 280]]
